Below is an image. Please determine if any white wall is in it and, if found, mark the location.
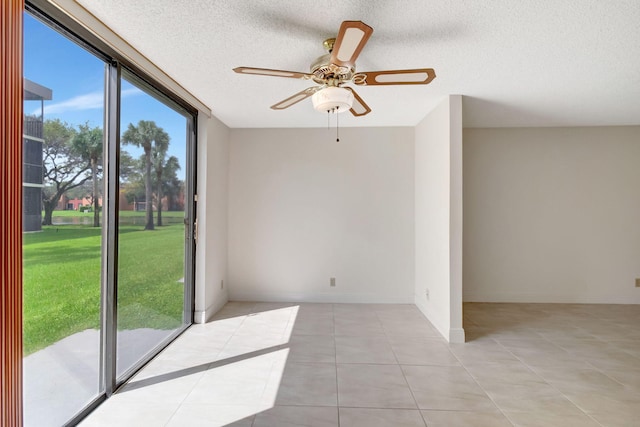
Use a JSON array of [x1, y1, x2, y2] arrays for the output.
[[194, 114, 230, 323], [227, 127, 415, 303], [464, 126, 640, 304], [414, 96, 464, 343]]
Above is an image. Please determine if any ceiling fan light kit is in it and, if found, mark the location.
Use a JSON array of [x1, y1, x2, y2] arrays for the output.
[[233, 20, 436, 117], [312, 86, 353, 113]]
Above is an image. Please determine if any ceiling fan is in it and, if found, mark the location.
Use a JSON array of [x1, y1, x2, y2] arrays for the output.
[[233, 20, 436, 117]]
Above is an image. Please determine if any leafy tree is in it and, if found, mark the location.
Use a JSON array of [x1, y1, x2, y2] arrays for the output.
[[119, 151, 144, 207], [121, 181, 145, 206], [41, 119, 91, 225], [71, 123, 103, 227], [119, 150, 138, 183], [160, 156, 182, 211], [121, 120, 169, 230], [152, 144, 180, 226]]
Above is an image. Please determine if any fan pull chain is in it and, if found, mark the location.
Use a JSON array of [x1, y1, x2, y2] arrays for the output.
[[324, 107, 341, 142], [336, 106, 340, 142]]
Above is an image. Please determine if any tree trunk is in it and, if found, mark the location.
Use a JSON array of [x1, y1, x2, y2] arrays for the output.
[[144, 147, 154, 230], [42, 199, 56, 226], [91, 157, 100, 227], [156, 168, 163, 227]]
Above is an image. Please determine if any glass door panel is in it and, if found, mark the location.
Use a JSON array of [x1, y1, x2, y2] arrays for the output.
[[22, 12, 105, 426], [116, 74, 191, 378]]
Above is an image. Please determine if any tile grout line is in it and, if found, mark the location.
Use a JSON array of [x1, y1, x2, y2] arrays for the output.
[[449, 337, 517, 427], [167, 311, 252, 427], [491, 336, 605, 427], [376, 308, 428, 427], [332, 303, 342, 426], [525, 331, 613, 427]]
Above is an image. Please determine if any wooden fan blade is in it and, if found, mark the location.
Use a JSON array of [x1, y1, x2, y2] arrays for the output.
[[345, 87, 371, 117], [270, 87, 320, 110], [354, 68, 436, 86], [234, 66, 313, 80], [330, 21, 373, 68]]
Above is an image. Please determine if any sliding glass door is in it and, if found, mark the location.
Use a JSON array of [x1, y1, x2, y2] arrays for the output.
[[22, 4, 197, 426], [116, 73, 192, 379]]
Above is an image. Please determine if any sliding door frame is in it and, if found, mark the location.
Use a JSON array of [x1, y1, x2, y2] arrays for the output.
[[102, 60, 121, 398]]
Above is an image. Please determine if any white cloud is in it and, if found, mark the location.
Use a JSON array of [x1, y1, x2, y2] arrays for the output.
[[39, 86, 144, 116], [42, 91, 103, 115], [121, 87, 143, 97]]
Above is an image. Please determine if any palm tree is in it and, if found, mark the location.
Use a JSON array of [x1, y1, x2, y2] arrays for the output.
[[152, 140, 171, 226], [71, 123, 103, 227], [121, 120, 169, 230]]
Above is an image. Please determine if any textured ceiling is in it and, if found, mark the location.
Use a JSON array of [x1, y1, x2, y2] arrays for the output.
[[74, 0, 640, 128]]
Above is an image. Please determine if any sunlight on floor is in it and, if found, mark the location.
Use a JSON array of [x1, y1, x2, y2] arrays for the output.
[[167, 348, 290, 425], [80, 304, 299, 426]]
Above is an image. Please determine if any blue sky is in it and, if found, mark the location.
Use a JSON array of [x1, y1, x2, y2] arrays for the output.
[[23, 13, 188, 180]]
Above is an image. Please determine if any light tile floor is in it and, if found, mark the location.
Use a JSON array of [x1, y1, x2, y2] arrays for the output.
[[81, 302, 640, 427]]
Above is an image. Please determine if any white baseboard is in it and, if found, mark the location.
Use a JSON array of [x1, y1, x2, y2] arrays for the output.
[[463, 291, 640, 304], [228, 290, 414, 304], [414, 297, 447, 341], [194, 293, 228, 324], [449, 328, 466, 343], [414, 297, 466, 343]]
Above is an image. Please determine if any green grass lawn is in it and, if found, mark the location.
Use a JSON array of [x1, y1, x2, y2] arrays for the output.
[[23, 211, 186, 355], [50, 209, 184, 218]]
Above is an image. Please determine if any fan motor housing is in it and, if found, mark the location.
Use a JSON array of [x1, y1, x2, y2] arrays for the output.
[[310, 53, 354, 85]]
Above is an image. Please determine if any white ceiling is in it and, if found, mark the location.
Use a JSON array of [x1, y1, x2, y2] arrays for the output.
[[75, 0, 640, 129]]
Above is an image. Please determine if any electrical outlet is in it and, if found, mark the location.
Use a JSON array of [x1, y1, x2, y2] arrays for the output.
[[220, 280, 224, 290], [425, 289, 430, 300], [330, 277, 336, 287], [636, 278, 640, 287]]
